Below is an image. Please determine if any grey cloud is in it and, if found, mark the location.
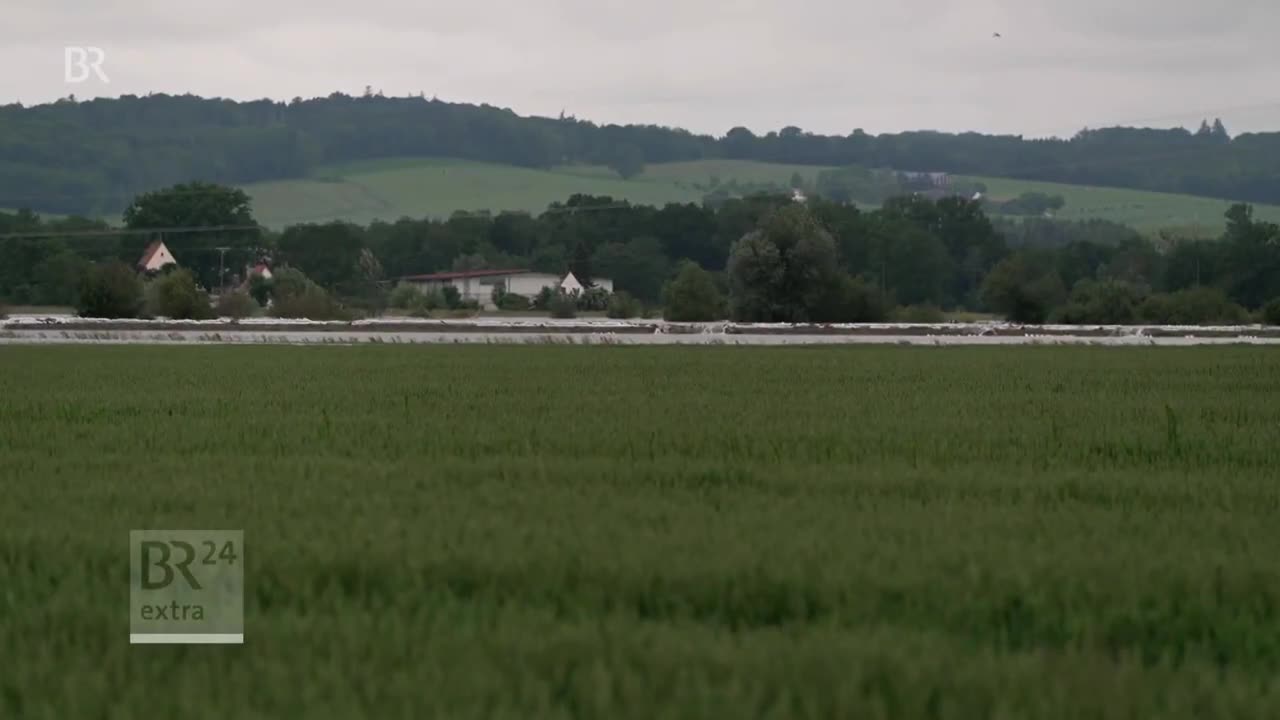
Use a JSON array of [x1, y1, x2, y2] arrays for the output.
[[2, 0, 1278, 137], [1006, 0, 1279, 36]]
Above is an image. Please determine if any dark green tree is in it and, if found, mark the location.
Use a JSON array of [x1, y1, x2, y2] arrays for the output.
[[1211, 118, 1230, 143], [78, 261, 144, 318], [569, 239, 593, 286], [1220, 204, 1280, 308], [606, 291, 643, 318], [144, 268, 213, 319], [216, 290, 260, 319], [267, 267, 348, 320], [32, 249, 91, 306], [123, 183, 259, 291], [1138, 286, 1247, 325], [1263, 298, 1280, 325], [727, 204, 844, 322], [980, 253, 1066, 324], [663, 261, 724, 321], [1056, 279, 1146, 325], [124, 183, 254, 229], [276, 222, 366, 291], [591, 237, 670, 305]]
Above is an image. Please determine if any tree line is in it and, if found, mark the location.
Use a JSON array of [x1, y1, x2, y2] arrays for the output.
[[2, 184, 1279, 325], [3, 92, 1279, 216]]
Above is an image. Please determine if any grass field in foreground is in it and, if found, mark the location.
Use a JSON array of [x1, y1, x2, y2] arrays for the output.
[[240, 156, 1280, 232], [3, 346, 1279, 718]]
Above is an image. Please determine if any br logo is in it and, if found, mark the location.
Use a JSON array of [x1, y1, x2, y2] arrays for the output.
[[140, 539, 238, 590], [130, 530, 244, 644], [64, 47, 109, 84]]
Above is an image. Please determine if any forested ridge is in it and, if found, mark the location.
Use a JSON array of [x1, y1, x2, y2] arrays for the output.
[[3, 92, 1280, 216]]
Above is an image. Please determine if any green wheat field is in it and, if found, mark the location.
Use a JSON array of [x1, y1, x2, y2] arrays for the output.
[[2, 345, 1278, 718]]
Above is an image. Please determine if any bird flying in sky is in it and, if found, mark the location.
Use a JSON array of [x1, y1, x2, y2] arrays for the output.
[[992, 32, 1002, 38]]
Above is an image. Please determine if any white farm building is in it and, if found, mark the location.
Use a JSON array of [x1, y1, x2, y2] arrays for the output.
[[399, 269, 612, 307]]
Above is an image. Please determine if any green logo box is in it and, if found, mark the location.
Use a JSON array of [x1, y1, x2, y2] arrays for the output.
[[129, 530, 244, 644]]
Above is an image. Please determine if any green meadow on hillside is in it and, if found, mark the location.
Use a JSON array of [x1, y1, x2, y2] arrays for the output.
[[969, 175, 1280, 233], [242, 158, 835, 227], [243, 158, 700, 227], [633, 159, 830, 186], [9, 157, 1280, 236], [241, 157, 1280, 232], [241, 158, 828, 227]]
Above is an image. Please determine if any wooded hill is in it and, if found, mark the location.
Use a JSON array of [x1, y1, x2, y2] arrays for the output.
[[3, 92, 1279, 216]]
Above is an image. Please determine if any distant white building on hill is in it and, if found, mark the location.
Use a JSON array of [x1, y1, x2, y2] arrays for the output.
[[400, 269, 612, 308], [899, 171, 951, 187], [137, 240, 177, 272]]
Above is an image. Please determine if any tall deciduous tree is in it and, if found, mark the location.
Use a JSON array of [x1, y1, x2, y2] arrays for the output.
[[663, 261, 724, 321], [123, 183, 259, 291], [592, 237, 670, 305], [727, 204, 845, 322], [276, 221, 366, 291], [980, 252, 1066, 324], [124, 183, 254, 229], [1220, 203, 1280, 308]]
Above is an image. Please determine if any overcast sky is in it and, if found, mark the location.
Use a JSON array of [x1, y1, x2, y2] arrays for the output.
[[4, 0, 1279, 138]]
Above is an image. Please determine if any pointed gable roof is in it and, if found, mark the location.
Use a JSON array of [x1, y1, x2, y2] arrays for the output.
[[137, 240, 177, 270]]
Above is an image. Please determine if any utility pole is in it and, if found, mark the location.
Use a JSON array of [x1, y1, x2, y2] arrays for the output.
[[214, 246, 232, 295]]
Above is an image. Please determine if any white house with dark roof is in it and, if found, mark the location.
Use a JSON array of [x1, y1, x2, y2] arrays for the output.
[[137, 240, 177, 272], [400, 268, 612, 307]]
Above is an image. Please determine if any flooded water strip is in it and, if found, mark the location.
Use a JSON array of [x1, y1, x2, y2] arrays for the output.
[[4, 329, 1280, 346]]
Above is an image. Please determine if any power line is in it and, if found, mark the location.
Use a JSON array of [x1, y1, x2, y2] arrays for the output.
[[0, 224, 264, 241], [1, 183, 288, 205]]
